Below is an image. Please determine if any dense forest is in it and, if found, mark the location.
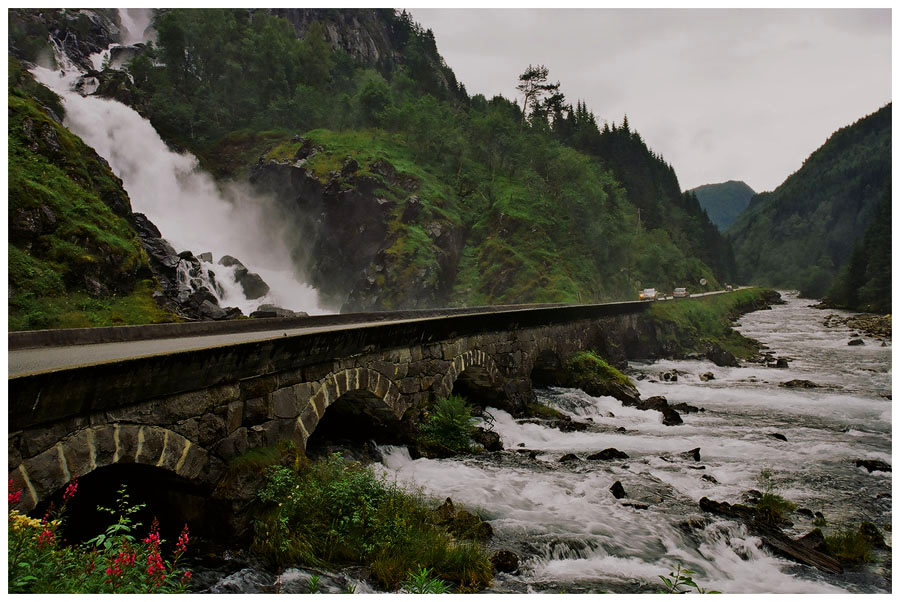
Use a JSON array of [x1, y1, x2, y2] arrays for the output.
[[689, 180, 755, 231], [6, 8, 753, 326], [728, 104, 891, 301]]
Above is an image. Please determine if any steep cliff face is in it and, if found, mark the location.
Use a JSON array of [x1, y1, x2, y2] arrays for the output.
[[8, 8, 122, 71], [249, 136, 467, 311]]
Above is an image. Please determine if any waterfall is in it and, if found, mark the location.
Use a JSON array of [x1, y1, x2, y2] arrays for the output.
[[31, 11, 327, 317]]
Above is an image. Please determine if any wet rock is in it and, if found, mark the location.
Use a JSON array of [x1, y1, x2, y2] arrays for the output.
[[433, 497, 493, 540], [774, 358, 789, 368], [197, 251, 213, 263], [742, 489, 763, 504], [662, 370, 678, 382], [687, 465, 706, 470], [587, 448, 629, 461], [699, 372, 715, 382], [768, 433, 788, 442], [681, 448, 701, 462], [671, 402, 702, 414], [621, 501, 649, 510], [796, 528, 827, 553], [615, 427, 627, 433], [856, 459, 891, 473], [796, 508, 814, 518], [472, 427, 503, 452], [701, 474, 719, 484], [858, 521, 887, 549], [636, 396, 683, 426], [559, 453, 580, 463], [780, 379, 819, 388], [848, 338, 865, 346], [609, 481, 626, 499], [249, 304, 309, 319], [705, 343, 740, 367], [490, 550, 520, 574]]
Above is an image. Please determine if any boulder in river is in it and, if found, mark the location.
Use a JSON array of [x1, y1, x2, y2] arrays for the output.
[[855, 459, 891, 473], [610, 481, 626, 499], [848, 338, 865, 346], [490, 550, 520, 574], [472, 427, 503, 451], [699, 372, 715, 382], [587, 448, 629, 461], [681, 447, 701, 462], [559, 453, 580, 463], [433, 497, 493, 540], [636, 396, 683, 426], [780, 379, 819, 388], [768, 433, 788, 442]]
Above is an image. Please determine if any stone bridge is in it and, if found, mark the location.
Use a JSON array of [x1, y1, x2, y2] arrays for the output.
[[8, 301, 653, 512]]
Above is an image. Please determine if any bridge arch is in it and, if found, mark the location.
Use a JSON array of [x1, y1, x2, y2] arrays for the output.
[[299, 368, 402, 449], [8, 424, 209, 512], [436, 348, 504, 405]]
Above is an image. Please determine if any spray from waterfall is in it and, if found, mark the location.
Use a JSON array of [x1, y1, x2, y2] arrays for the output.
[[31, 11, 328, 316]]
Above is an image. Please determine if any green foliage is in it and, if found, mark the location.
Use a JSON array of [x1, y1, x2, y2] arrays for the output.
[[729, 104, 891, 297], [824, 527, 873, 565], [417, 395, 477, 455], [305, 574, 321, 593], [524, 402, 568, 420], [400, 566, 452, 594], [567, 351, 633, 388], [659, 563, 720, 594], [251, 455, 492, 591], [8, 62, 177, 331], [8, 481, 192, 593], [647, 288, 773, 359], [753, 467, 795, 526]]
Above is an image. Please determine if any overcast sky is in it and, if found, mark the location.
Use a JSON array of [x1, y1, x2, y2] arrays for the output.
[[409, 8, 891, 193]]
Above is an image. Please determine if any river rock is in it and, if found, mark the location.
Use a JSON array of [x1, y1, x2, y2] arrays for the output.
[[699, 372, 715, 382], [587, 448, 629, 461], [774, 358, 789, 368], [249, 304, 308, 319], [796, 508, 814, 518], [490, 550, 520, 574], [621, 501, 649, 510], [433, 497, 493, 540], [848, 338, 865, 346], [559, 453, 580, 463], [768, 433, 788, 442], [780, 379, 819, 388], [858, 521, 887, 549], [636, 396, 683, 426], [796, 528, 827, 553], [701, 474, 718, 484], [472, 427, 503, 452], [609, 481, 626, 499], [856, 459, 891, 473], [681, 447, 701, 462], [705, 343, 740, 367]]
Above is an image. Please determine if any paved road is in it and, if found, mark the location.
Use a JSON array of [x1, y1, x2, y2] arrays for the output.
[[7, 318, 416, 378], [9, 289, 739, 378]]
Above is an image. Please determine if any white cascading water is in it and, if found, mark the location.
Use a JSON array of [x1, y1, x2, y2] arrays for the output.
[[31, 11, 327, 316], [378, 292, 891, 594]]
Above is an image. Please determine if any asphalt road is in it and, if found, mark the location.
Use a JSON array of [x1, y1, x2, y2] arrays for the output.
[[7, 318, 409, 378], [8, 289, 739, 378]]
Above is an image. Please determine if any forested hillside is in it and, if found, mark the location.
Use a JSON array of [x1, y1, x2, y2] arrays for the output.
[[689, 180, 755, 231], [728, 104, 891, 299], [9, 8, 737, 319]]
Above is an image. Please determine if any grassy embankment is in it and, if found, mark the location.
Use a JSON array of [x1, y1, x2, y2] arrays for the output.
[[646, 287, 779, 359]]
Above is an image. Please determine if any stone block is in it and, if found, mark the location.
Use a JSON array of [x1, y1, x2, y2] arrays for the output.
[[91, 425, 117, 468], [406, 360, 429, 378], [225, 401, 243, 433], [155, 383, 240, 423], [370, 360, 396, 378], [172, 418, 200, 443], [8, 432, 23, 471], [214, 427, 248, 461], [135, 426, 167, 465], [388, 348, 412, 365], [60, 429, 94, 480], [176, 442, 209, 481], [244, 396, 271, 425], [198, 413, 227, 447], [411, 346, 424, 362], [23, 418, 85, 458], [398, 377, 421, 395], [240, 375, 277, 400], [115, 425, 140, 463], [24, 445, 67, 501], [311, 389, 326, 419], [297, 401, 319, 439], [275, 368, 304, 389]]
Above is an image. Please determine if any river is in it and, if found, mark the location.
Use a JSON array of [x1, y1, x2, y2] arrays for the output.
[[377, 292, 891, 594]]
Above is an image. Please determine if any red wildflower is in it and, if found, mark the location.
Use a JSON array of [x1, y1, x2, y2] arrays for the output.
[[175, 524, 190, 554], [37, 528, 55, 548], [8, 479, 22, 504], [181, 570, 192, 583], [63, 478, 78, 503]]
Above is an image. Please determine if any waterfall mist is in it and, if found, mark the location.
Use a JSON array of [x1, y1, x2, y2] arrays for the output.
[[31, 64, 329, 316]]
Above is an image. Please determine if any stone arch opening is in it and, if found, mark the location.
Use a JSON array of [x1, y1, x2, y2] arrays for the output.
[[443, 349, 507, 412], [32, 463, 212, 551], [305, 389, 405, 461], [530, 349, 566, 388]]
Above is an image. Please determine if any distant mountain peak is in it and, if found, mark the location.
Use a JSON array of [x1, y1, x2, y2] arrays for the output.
[[688, 180, 756, 231]]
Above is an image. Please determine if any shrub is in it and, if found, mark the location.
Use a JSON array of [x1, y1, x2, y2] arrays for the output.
[[7, 480, 192, 593], [251, 454, 492, 591], [400, 566, 451, 594], [754, 468, 795, 525], [824, 527, 874, 565], [417, 394, 477, 455]]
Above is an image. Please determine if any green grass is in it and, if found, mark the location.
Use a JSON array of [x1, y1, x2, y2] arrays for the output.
[[567, 351, 634, 388], [824, 527, 873, 565], [647, 288, 774, 359], [417, 395, 477, 455], [8, 62, 178, 331], [251, 454, 493, 591], [754, 492, 796, 526]]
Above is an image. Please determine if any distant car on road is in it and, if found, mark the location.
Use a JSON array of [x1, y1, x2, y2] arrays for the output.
[[725, 284, 733, 291], [673, 287, 690, 298], [639, 288, 659, 301]]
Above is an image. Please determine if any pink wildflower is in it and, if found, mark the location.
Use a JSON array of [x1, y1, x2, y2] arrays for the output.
[[175, 524, 190, 554], [63, 478, 78, 503], [8, 479, 22, 504], [37, 528, 55, 548]]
